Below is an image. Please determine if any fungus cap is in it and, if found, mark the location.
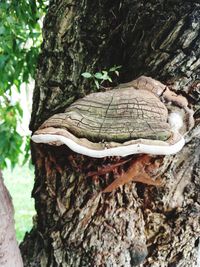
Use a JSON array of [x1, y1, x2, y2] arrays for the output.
[[32, 79, 185, 157]]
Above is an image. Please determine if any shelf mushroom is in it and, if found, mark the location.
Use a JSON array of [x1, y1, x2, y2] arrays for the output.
[[32, 76, 194, 191], [32, 76, 193, 158]]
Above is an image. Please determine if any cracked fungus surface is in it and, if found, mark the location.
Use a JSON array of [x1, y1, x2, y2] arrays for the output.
[[41, 87, 171, 142]]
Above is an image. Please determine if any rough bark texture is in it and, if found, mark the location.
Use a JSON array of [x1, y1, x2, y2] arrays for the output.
[[0, 171, 23, 267], [21, 0, 200, 266]]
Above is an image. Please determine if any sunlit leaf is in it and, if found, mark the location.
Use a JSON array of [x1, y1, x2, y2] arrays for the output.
[[109, 65, 122, 72], [81, 72, 92, 78], [94, 72, 104, 79], [0, 0, 47, 169]]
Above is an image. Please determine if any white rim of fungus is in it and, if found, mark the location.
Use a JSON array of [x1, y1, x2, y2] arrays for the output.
[[32, 133, 185, 158]]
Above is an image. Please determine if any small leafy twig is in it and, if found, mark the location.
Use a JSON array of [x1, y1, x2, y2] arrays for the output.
[[81, 65, 121, 89]]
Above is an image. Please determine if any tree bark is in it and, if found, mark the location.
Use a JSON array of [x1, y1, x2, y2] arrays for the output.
[[21, 0, 200, 266], [0, 171, 23, 267]]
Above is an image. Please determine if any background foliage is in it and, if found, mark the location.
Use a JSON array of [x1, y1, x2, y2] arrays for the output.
[[0, 0, 47, 169]]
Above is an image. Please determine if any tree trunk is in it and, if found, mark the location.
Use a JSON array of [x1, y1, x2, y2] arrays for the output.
[[21, 1, 200, 266], [0, 171, 23, 267]]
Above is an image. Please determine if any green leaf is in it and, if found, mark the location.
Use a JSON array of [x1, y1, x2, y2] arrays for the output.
[[22, 136, 31, 165], [94, 72, 104, 79], [101, 73, 109, 80], [81, 72, 92, 78], [0, 55, 9, 68], [102, 70, 108, 75], [109, 65, 122, 72], [0, 26, 5, 34]]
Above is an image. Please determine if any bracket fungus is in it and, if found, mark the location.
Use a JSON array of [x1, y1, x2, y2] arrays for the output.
[[32, 76, 193, 158]]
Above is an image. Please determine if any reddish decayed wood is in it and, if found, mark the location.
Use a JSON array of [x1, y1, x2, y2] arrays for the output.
[[103, 155, 162, 192]]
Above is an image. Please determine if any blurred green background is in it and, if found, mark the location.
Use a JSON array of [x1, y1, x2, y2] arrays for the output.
[[0, 1, 47, 243], [3, 164, 35, 242]]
